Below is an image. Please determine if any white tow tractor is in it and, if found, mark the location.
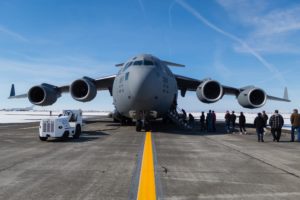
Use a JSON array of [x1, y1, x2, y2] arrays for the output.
[[39, 110, 83, 141]]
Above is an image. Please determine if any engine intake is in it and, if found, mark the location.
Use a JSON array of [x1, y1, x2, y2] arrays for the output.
[[70, 77, 97, 102], [237, 88, 267, 108], [28, 84, 59, 106], [196, 80, 223, 103]]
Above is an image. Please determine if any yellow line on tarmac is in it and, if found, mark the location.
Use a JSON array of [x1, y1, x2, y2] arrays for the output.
[[137, 131, 156, 200]]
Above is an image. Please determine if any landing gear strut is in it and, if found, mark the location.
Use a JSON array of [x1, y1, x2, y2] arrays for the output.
[[136, 120, 142, 132], [135, 120, 151, 132]]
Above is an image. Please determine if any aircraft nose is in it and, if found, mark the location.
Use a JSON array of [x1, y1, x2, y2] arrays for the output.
[[128, 66, 159, 102]]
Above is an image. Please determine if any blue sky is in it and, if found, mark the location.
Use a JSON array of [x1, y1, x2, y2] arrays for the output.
[[0, 0, 299, 112]]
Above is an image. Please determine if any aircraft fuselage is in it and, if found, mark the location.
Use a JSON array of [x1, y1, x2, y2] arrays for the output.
[[112, 54, 178, 120]]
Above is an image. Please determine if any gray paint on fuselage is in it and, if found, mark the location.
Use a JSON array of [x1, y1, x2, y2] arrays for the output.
[[112, 54, 177, 120]]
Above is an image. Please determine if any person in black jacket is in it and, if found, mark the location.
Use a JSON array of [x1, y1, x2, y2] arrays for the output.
[[239, 112, 246, 134], [262, 110, 269, 135], [230, 111, 237, 132], [206, 110, 213, 132], [224, 111, 231, 133], [188, 113, 195, 127], [254, 112, 265, 142], [212, 110, 217, 132], [200, 112, 206, 132]]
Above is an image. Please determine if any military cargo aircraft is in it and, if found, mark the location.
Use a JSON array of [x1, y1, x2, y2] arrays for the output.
[[9, 54, 290, 131]]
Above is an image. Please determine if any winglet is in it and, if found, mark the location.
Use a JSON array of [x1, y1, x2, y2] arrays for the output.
[[284, 87, 289, 101], [9, 84, 15, 98]]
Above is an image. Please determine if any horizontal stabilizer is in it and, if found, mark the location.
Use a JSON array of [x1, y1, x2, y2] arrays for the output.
[[267, 87, 291, 102], [115, 63, 124, 67], [162, 60, 185, 67]]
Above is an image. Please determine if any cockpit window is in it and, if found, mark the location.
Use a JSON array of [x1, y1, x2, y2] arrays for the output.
[[144, 60, 154, 65], [123, 62, 132, 72], [133, 60, 143, 65]]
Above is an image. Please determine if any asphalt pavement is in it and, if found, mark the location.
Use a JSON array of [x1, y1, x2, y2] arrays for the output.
[[1, 118, 300, 200]]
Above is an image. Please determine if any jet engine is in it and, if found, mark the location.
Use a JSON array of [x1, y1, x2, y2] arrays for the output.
[[28, 84, 59, 106], [196, 80, 223, 103], [237, 87, 267, 108], [70, 77, 97, 102]]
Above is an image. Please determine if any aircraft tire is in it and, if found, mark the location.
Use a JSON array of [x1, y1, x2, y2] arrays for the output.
[[39, 136, 48, 141], [144, 121, 151, 131], [121, 119, 127, 126], [62, 131, 69, 140], [136, 120, 142, 132]]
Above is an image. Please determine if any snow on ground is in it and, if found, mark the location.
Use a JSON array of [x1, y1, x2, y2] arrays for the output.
[[0, 111, 110, 123], [0, 110, 292, 130]]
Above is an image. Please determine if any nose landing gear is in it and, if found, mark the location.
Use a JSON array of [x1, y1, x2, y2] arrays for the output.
[[135, 120, 151, 132], [136, 120, 143, 132]]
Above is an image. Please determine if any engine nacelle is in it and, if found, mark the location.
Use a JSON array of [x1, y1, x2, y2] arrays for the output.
[[196, 80, 223, 103], [28, 84, 59, 106], [237, 87, 267, 108], [70, 77, 97, 102]]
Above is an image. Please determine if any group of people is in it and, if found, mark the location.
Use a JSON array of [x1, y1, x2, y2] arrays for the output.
[[199, 110, 245, 133], [254, 109, 300, 142], [197, 109, 300, 143], [200, 110, 216, 132], [224, 111, 243, 133]]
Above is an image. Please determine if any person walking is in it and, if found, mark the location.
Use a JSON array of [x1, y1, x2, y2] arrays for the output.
[[290, 109, 300, 142], [212, 110, 216, 132], [200, 112, 206, 132], [269, 110, 284, 142], [230, 111, 237, 132], [225, 111, 231, 133], [254, 113, 265, 142], [262, 111, 269, 134], [239, 112, 246, 134]]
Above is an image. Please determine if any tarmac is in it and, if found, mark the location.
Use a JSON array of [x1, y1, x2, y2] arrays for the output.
[[1, 117, 300, 200]]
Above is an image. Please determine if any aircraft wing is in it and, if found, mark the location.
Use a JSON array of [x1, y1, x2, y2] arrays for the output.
[[9, 75, 116, 99], [175, 74, 239, 94], [94, 75, 116, 91], [174, 74, 290, 102]]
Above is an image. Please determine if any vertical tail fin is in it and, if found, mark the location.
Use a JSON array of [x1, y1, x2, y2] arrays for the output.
[[284, 87, 289, 101], [9, 84, 15, 97]]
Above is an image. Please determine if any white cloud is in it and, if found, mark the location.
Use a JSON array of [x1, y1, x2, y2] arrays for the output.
[[138, 0, 145, 14], [217, 0, 300, 54], [213, 46, 232, 80], [0, 56, 117, 85], [253, 7, 300, 36], [0, 25, 28, 42], [233, 35, 300, 54], [174, 0, 286, 85]]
